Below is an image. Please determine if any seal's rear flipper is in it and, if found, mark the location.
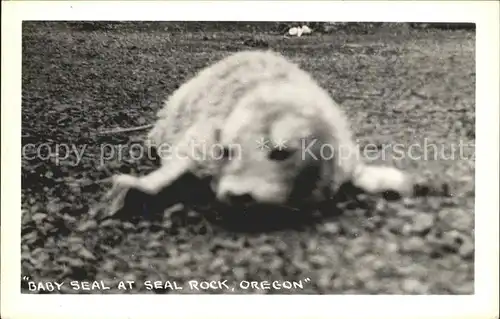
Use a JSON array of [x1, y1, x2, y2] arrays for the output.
[[351, 164, 450, 200], [351, 164, 415, 201]]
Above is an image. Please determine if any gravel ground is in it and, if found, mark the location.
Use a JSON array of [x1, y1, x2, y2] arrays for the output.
[[21, 22, 475, 294]]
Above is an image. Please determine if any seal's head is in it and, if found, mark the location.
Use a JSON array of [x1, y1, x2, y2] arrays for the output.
[[211, 84, 335, 208]]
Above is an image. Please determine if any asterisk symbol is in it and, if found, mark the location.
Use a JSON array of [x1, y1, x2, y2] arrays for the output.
[[255, 137, 271, 150], [274, 138, 288, 150]]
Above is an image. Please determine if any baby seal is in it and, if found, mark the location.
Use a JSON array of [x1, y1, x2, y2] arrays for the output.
[[104, 50, 415, 214]]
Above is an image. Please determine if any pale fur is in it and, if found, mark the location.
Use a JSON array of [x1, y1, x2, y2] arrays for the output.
[[106, 50, 414, 211]]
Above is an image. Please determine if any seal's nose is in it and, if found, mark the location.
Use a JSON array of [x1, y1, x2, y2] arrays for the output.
[[223, 192, 255, 206]]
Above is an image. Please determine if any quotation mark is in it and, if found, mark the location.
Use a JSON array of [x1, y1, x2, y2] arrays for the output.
[[304, 278, 311, 283], [22, 276, 30, 281]]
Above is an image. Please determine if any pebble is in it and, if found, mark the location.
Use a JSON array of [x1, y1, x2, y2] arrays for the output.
[[438, 208, 472, 231], [101, 259, 117, 273], [401, 223, 413, 236], [62, 213, 77, 223], [323, 222, 340, 234], [398, 208, 418, 218], [46, 202, 60, 214], [459, 240, 474, 259], [22, 231, 39, 245], [309, 254, 329, 267], [412, 213, 435, 234], [440, 229, 467, 253], [146, 241, 163, 249], [78, 246, 96, 260], [138, 221, 152, 229], [167, 253, 191, 267], [386, 242, 399, 253], [31, 212, 47, 223], [209, 257, 228, 272], [258, 244, 277, 255], [67, 235, 84, 245], [77, 220, 98, 232], [267, 257, 283, 270], [59, 256, 85, 268], [317, 271, 335, 289], [307, 239, 320, 252], [100, 219, 119, 228], [401, 236, 428, 253], [375, 200, 387, 212], [427, 198, 442, 211], [402, 197, 418, 208], [356, 269, 374, 282], [387, 218, 405, 234], [122, 222, 136, 230], [350, 238, 370, 256], [402, 278, 427, 294], [232, 266, 246, 279]]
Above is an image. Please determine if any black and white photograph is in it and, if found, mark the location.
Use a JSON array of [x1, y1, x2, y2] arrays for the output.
[[2, 1, 499, 319]]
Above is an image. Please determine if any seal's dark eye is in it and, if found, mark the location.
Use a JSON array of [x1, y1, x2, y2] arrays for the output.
[[269, 149, 294, 161], [220, 147, 232, 159]]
